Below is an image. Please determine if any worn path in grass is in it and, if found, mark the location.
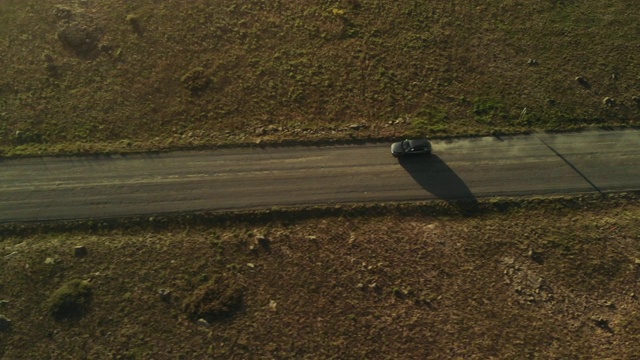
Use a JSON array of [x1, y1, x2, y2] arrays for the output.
[[1, 129, 639, 223]]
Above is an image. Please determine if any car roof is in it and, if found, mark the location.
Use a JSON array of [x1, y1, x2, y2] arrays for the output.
[[407, 139, 429, 146]]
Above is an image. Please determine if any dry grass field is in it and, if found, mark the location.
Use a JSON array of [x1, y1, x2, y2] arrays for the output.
[[1, 196, 640, 358], [1, 0, 639, 156], [2, 1, 640, 358]]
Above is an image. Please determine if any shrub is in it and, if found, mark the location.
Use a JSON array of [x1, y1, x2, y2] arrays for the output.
[[45, 279, 92, 320], [183, 275, 244, 322], [126, 14, 142, 35], [56, 22, 101, 57], [180, 67, 211, 93]]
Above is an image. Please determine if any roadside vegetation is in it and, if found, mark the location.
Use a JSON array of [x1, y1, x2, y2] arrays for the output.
[[1, 0, 639, 156], [1, 195, 640, 358]]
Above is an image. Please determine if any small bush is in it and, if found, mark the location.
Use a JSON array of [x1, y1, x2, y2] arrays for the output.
[[126, 14, 142, 34], [14, 131, 44, 145], [56, 22, 101, 57], [183, 275, 244, 322], [45, 279, 92, 320], [180, 67, 211, 93]]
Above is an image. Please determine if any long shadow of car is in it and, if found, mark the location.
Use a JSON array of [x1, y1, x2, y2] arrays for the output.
[[398, 154, 476, 202]]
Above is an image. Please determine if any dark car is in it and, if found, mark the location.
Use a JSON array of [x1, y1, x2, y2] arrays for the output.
[[391, 138, 432, 157]]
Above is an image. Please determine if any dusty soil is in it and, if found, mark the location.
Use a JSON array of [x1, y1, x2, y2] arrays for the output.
[[1, 197, 640, 359], [1, 0, 639, 156]]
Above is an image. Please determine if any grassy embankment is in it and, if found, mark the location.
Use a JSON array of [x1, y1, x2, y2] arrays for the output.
[[0, 0, 639, 156]]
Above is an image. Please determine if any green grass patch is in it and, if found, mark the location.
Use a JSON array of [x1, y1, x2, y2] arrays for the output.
[[410, 107, 449, 135], [472, 98, 508, 124]]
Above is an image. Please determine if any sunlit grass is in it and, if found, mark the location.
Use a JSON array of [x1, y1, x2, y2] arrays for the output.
[[0, 0, 638, 156]]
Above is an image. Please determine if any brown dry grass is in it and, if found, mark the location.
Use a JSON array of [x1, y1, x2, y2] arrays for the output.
[[1, 0, 639, 156], [2, 197, 640, 358]]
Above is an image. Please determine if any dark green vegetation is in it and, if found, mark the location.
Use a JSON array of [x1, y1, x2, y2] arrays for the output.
[[1, 196, 640, 358], [1, 0, 639, 155], [45, 279, 92, 320]]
